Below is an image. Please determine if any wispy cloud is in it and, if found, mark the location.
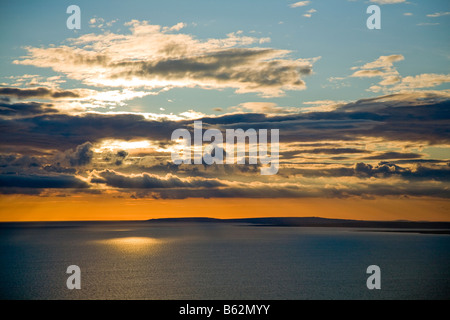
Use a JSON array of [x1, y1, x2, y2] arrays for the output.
[[89, 17, 118, 29], [417, 22, 440, 26], [370, 0, 406, 4], [426, 12, 450, 18], [289, 1, 310, 8], [303, 9, 317, 18], [231, 102, 300, 114]]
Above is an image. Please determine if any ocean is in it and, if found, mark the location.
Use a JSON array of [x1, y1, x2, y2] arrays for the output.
[[0, 221, 449, 299]]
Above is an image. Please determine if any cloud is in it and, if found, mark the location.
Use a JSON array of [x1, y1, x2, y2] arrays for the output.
[[91, 169, 225, 189], [113, 150, 128, 165], [370, 0, 406, 4], [290, 1, 310, 8], [301, 100, 346, 112], [232, 102, 300, 114], [417, 22, 440, 26], [426, 12, 450, 18], [1, 91, 449, 157], [0, 113, 186, 151], [4, 74, 67, 88], [351, 70, 387, 78], [289, 162, 450, 182], [120, 168, 450, 199], [89, 17, 118, 29], [303, 9, 317, 18], [14, 20, 316, 97], [289, 2, 316, 18], [164, 22, 186, 31], [298, 148, 367, 155], [353, 162, 450, 182], [0, 174, 89, 189], [350, 55, 404, 89], [363, 151, 422, 160], [0, 91, 449, 200], [0, 87, 83, 99], [0, 101, 59, 116], [392, 74, 450, 90], [0, 85, 158, 115], [66, 142, 94, 166], [352, 55, 404, 72], [349, 55, 450, 93]]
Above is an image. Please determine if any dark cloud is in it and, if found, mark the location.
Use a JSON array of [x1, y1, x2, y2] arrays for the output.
[[140, 185, 316, 199], [1, 94, 448, 154], [113, 49, 309, 92], [199, 95, 450, 144], [290, 162, 450, 181], [127, 178, 450, 200], [363, 152, 422, 160], [0, 154, 41, 170], [0, 113, 180, 151], [91, 169, 225, 189], [66, 142, 94, 166], [0, 101, 59, 116], [298, 148, 367, 155], [116, 150, 128, 158], [0, 87, 81, 99], [0, 174, 88, 189], [42, 164, 77, 174], [0, 142, 94, 176], [0, 92, 448, 199], [114, 150, 129, 165]]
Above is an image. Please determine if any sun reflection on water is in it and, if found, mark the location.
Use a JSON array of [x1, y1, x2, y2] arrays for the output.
[[96, 237, 162, 254]]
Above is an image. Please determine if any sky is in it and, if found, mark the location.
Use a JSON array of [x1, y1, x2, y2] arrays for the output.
[[0, 0, 449, 221]]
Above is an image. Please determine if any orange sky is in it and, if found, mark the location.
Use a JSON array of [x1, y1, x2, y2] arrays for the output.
[[0, 194, 448, 222]]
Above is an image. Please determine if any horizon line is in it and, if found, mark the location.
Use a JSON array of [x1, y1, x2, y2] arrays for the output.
[[1, 216, 449, 223]]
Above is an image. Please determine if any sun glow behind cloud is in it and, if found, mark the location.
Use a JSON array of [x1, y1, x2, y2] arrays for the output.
[[95, 139, 154, 152]]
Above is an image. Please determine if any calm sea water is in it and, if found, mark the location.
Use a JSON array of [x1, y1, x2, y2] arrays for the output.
[[0, 221, 449, 300]]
